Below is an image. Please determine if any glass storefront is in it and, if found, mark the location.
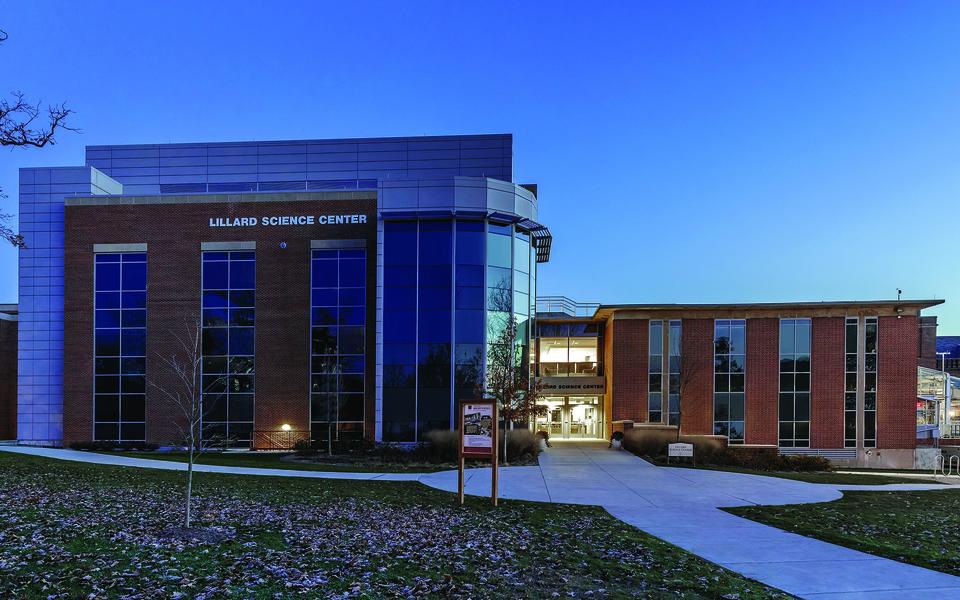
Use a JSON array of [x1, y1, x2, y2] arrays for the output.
[[535, 396, 603, 439]]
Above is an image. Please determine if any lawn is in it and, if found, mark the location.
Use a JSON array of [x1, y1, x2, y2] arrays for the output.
[[94, 450, 455, 473], [728, 489, 960, 577], [658, 461, 942, 485], [0, 453, 790, 598]]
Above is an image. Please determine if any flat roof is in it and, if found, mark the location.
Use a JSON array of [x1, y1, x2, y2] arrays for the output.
[[593, 299, 944, 320], [86, 133, 512, 151], [65, 190, 377, 206]]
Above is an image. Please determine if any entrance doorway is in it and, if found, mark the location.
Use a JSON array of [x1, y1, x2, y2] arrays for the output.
[[535, 396, 603, 439]]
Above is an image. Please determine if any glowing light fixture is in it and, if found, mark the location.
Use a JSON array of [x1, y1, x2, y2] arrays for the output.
[[280, 423, 292, 432]]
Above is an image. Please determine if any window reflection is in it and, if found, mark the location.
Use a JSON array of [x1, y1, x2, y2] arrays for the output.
[[714, 319, 745, 443]]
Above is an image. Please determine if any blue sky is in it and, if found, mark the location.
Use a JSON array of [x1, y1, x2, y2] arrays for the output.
[[2, 1, 959, 331]]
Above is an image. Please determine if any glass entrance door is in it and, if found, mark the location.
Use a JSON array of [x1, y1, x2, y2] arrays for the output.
[[535, 396, 602, 439]]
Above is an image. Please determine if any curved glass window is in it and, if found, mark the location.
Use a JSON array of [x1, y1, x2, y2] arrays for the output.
[[382, 218, 535, 442]]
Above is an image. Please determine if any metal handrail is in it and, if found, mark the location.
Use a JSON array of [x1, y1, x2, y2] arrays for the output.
[[252, 429, 311, 450], [536, 296, 600, 318]]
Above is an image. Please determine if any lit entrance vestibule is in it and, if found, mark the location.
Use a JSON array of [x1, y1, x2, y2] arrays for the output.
[[535, 396, 603, 439]]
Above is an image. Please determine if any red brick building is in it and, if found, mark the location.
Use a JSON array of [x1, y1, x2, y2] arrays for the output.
[[534, 300, 942, 468], [13, 135, 944, 470]]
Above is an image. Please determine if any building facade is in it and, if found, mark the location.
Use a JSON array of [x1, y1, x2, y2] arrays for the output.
[[14, 133, 941, 467], [534, 299, 941, 467], [18, 134, 547, 446]]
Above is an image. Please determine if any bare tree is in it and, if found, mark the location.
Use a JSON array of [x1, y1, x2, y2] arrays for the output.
[[0, 28, 78, 247], [674, 345, 705, 442], [477, 286, 547, 464], [148, 317, 217, 528]]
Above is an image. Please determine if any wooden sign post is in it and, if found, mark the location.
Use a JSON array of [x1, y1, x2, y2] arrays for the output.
[[458, 399, 499, 507]]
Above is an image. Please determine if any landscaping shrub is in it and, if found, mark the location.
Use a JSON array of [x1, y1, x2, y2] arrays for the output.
[[292, 439, 316, 457], [294, 438, 374, 457], [622, 428, 677, 458], [422, 429, 459, 462], [621, 428, 831, 472], [501, 429, 538, 462], [69, 441, 159, 452]]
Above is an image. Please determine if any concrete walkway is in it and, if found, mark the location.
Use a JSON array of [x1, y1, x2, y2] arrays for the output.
[[3, 443, 959, 598], [0, 445, 422, 480], [421, 442, 960, 599]]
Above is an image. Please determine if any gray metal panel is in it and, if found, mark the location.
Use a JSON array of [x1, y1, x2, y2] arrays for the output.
[[201, 241, 256, 250], [93, 243, 147, 253], [310, 239, 366, 249], [85, 134, 513, 190]]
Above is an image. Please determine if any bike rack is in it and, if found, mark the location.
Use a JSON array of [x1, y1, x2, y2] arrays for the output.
[[934, 453, 960, 477]]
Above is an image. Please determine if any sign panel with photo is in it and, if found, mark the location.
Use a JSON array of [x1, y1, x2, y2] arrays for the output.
[[462, 402, 494, 455]]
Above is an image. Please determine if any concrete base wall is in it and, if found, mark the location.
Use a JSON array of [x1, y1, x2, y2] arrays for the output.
[[914, 447, 940, 470], [843, 448, 917, 469]]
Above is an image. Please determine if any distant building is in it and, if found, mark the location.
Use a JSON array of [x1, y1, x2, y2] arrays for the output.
[[937, 336, 960, 377]]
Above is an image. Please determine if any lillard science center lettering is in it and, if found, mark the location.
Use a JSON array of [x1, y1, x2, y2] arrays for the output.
[[208, 214, 368, 227]]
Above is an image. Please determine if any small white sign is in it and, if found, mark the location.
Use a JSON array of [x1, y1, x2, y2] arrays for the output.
[[668, 443, 694, 458]]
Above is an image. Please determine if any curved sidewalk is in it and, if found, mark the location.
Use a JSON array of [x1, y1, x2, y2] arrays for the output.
[[419, 442, 960, 599], [0, 445, 422, 480], [3, 443, 959, 598]]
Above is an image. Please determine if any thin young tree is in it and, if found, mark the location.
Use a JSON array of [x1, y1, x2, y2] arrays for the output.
[[148, 317, 219, 528], [674, 336, 705, 443], [0, 28, 78, 247], [478, 286, 547, 464]]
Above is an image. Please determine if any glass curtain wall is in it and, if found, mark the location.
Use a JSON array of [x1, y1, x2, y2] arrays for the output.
[[383, 222, 417, 441], [778, 318, 811, 447], [383, 219, 535, 442], [418, 222, 453, 434], [201, 251, 255, 446], [93, 252, 147, 442], [714, 319, 746, 443], [310, 247, 366, 441], [455, 221, 485, 412]]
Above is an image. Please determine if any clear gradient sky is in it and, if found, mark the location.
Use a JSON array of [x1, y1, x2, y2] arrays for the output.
[[2, 2, 959, 330]]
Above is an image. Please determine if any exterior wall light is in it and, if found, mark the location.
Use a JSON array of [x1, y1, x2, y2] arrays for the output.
[[280, 423, 292, 432]]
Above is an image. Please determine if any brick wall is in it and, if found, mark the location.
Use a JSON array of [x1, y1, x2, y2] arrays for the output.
[[745, 318, 778, 445], [878, 315, 918, 450], [680, 318, 713, 435], [0, 319, 16, 439], [918, 315, 938, 369], [811, 317, 844, 448], [611, 318, 647, 422], [64, 194, 377, 445]]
